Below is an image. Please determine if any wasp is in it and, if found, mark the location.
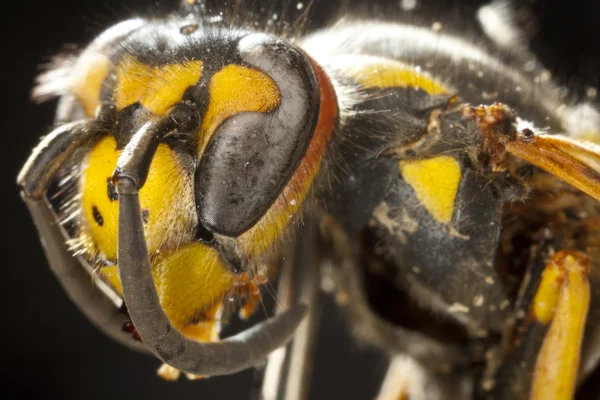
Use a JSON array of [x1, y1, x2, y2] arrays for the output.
[[18, 0, 600, 398]]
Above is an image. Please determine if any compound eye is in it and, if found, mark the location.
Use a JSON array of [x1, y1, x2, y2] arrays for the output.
[[195, 34, 320, 236]]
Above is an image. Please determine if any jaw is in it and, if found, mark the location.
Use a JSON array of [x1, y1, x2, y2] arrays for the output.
[[101, 239, 271, 336]]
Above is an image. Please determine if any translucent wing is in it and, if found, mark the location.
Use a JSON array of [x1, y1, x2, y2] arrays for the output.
[[506, 133, 600, 201]]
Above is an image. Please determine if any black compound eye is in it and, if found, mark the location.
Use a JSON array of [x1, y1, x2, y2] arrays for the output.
[[195, 34, 321, 236]]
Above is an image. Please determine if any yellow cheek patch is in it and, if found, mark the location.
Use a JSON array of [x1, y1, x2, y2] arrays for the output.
[[115, 59, 203, 114], [346, 57, 448, 95], [151, 243, 234, 330], [400, 156, 461, 224], [101, 243, 234, 331], [80, 136, 195, 260], [71, 52, 111, 117], [198, 64, 280, 154]]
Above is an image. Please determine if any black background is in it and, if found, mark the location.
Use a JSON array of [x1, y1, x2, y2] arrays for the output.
[[3, 0, 600, 399]]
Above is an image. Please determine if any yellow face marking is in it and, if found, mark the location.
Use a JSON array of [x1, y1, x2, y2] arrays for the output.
[[80, 136, 195, 260], [345, 57, 448, 95], [101, 243, 234, 331], [198, 64, 280, 154], [151, 243, 234, 330], [115, 59, 204, 114], [400, 156, 461, 224], [71, 53, 111, 117], [82, 136, 237, 335], [530, 251, 590, 400]]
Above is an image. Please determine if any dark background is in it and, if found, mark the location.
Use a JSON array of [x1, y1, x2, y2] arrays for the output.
[[3, 0, 600, 399]]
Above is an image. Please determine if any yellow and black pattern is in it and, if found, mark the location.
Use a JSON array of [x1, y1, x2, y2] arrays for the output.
[[18, 1, 600, 398]]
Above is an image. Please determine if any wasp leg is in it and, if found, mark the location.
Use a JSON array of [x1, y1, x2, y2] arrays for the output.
[[260, 218, 321, 400], [321, 216, 472, 399], [530, 251, 590, 400], [19, 120, 99, 199], [322, 215, 468, 369], [376, 355, 470, 400], [114, 110, 308, 376], [571, 218, 600, 385], [17, 116, 148, 352], [580, 321, 600, 384], [323, 215, 471, 397], [485, 250, 590, 400], [376, 356, 425, 400]]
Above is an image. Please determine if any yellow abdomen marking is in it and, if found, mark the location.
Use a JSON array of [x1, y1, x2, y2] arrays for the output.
[[80, 136, 195, 260], [342, 56, 449, 95], [400, 156, 461, 224], [198, 64, 280, 154], [115, 59, 204, 114]]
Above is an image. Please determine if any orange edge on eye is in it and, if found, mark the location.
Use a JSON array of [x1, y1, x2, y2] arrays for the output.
[[293, 53, 338, 188], [238, 54, 338, 256]]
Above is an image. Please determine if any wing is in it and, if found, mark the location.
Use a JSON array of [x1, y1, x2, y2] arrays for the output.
[[506, 133, 600, 201]]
